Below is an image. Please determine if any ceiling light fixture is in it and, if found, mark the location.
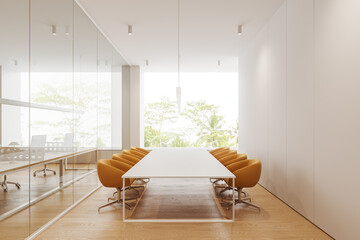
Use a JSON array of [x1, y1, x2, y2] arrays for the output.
[[218, 60, 221, 66], [146, 60, 149, 66], [128, 25, 132, 35], [52, 25, 57, 36], [237, 25, 242, 35], [65, 26, 70, 36]]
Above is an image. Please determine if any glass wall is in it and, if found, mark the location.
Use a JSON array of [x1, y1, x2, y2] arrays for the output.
[[0, 0, 125, 238]]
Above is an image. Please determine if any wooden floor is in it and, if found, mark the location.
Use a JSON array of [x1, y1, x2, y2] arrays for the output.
[[36, 179, 332, 240], [0, 163, 95, 215], [0, 165, 99, 240]]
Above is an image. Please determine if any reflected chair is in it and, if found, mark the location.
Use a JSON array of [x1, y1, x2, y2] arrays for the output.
[[32, 135, 56, 177], [209, 147, 229, 155], [134, 147, 150, 155], [0, 175, 21, 192], [97, 159, 138, 212], [222, 159, 262, 210]]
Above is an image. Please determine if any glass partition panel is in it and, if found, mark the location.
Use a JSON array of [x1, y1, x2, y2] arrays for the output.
[[97, 33, 112, 148], [73, 3, 99, 202], [0, 0, 124, 237], [110, 48, 123, 149], [0, 0, 30, 239], [73, 3, 98, 149], [29, 0, 74, 234]]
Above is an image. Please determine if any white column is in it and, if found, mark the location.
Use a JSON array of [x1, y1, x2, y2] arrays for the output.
[[130, 65, 141, 147], [122, 65, 142, 149], [122, 65, 131, 149]]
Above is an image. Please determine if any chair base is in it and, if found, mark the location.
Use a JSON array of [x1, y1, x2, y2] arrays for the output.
[[219, 187, 260, 211], [0, 175, 21, 192], [98, 187, 137, 213], [33, 164, 56, 177]]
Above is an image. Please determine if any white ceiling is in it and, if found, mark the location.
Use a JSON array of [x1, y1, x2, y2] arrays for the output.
[[77, 0, 284, 72]]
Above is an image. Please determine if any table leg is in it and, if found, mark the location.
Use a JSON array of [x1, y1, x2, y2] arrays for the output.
[[232, 177, 235, 222], [59, 158, 64, 188], [123, 177, 125, 221]]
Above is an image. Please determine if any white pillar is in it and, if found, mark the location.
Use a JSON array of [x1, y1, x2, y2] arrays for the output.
[[130, 65, 141, 147], [122, 65, 131, 149], [122, 65, 142, 149]]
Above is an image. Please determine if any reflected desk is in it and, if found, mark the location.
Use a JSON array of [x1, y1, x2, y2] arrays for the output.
[[0, 147, 96, 220], [122, 148, 235, 222]]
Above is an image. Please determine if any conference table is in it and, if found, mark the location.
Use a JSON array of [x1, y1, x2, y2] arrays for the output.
[[122, 148, 235, 222]]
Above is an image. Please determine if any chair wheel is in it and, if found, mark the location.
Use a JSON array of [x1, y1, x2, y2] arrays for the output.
[[16, 183, 21, 189], [33, 173, 36, 177], [4, 187, 8, 192], [54, 172, 56, 175]]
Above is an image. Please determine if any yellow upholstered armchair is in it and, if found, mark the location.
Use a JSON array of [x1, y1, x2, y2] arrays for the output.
[[122, 149, 142, 160], [222, 153, 247, 166], [209, 147, 229, 155], [224, 159, 262, 210], [130, 147, 148, 157], [114, 152, 141, 164], [97, 159, 137, 212], [111, 154, 135, 166], [128, 148, 146, 159], [134, 147, 150, 155]]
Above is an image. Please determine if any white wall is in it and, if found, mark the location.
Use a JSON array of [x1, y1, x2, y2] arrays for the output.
[[238, 0, 360, 239]]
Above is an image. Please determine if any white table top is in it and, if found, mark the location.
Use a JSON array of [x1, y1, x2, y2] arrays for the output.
[[122, 148, 235, 179]]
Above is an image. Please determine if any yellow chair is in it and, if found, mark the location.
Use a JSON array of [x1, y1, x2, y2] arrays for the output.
[[210, 151, 237, 184], [129, 148, 146, 159], [112, 154, 135, 166], [222, 153, 247, 166], [209, 147, 228, 155], [113, 153, 149, 184], [224, 159, 262, 210], [122, 149, 142, 160], [214, 149, 237, 160], [114, 153, 141, 164], [97, 159, 137, 212], [217, 150, 237, 162], [132, 147, 150, 155], [212, 149, 230, 159]]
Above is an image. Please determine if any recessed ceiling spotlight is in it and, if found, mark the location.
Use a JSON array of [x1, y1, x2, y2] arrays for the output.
[[238, 25, 242, 35], [65, 26, 70, 36], [52, 25, 57, 36], [128, 25, 132, 35]]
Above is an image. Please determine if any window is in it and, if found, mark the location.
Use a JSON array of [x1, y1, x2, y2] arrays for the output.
[[143, 72, 238, 148]]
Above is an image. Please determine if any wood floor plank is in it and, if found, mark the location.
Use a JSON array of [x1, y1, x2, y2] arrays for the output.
[[36, 180, 333, 240]]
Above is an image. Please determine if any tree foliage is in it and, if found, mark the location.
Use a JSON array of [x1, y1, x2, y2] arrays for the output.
[[144, 99, 238, 148]]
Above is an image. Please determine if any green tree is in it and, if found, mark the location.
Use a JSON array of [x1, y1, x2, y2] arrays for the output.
[[182, 101, 232, 147], [144, 97, 178, 147]]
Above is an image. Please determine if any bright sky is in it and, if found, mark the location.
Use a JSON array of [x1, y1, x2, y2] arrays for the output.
[[143, 72, 238, 129]]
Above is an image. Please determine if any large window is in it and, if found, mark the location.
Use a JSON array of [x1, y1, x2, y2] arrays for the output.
[[144, 72, 238, 148]]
